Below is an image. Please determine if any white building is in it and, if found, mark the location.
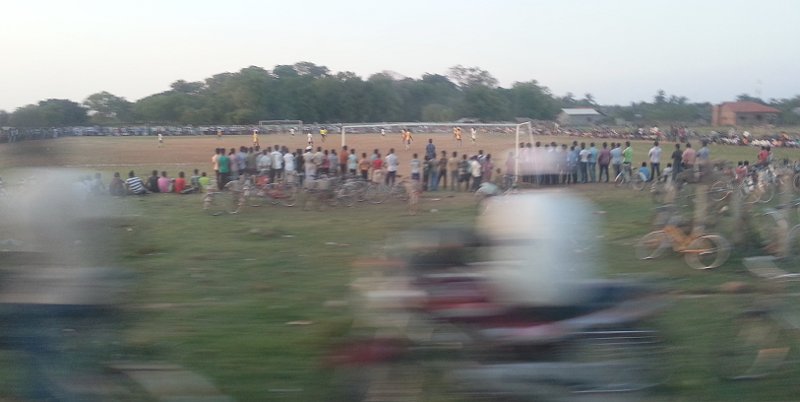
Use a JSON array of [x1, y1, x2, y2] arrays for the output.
[[557, 108, 603, 126]]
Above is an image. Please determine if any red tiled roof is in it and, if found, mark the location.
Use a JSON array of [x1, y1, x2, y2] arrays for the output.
[[719, 101, 780, 114]]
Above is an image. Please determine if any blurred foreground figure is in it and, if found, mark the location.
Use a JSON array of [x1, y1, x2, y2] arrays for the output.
[[0, 169, 131, 401], [333, 190, 667, 401]]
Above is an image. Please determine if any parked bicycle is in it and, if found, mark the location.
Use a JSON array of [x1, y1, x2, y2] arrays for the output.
[[636, 205, 731, 269], [615, 163, 646, 191]]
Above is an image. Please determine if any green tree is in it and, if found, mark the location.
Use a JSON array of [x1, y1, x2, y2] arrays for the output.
[[447, 65, 498, 88], [84, 91, 133, 124]]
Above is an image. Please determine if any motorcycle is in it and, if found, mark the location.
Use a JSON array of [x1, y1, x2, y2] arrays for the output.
[[329, 192, 669, 401]]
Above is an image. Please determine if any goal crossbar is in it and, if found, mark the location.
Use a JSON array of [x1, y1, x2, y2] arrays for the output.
[[339, 121, 533, 178]]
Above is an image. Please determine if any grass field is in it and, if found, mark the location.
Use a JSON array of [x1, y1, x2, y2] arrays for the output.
[[1, 133, 800, 401]]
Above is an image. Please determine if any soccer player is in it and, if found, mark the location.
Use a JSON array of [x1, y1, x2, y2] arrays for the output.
[[216, 128, 223, 140], [380, 128, 386, 136], [252, 129, 260, 148], [307, 131, 314, 146], [470, 127, 477, 144], [453, 127, 463, 147], [158, 133, 164, 147], [320, 127, 327, 143]]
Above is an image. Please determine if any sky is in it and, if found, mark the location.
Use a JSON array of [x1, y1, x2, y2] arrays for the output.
[[2, 0, 799, 111]]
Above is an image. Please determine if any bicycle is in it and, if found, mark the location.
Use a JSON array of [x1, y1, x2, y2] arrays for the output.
[[203, 180, 245, 215], [615, 163, 646, 191], [635, 208, 731, 269], [301, 175, 355, 210], [715, 259, 800, 380], [246, 174, 298, 207]]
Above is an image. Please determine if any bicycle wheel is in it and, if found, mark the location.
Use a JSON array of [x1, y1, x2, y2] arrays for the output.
[[635, 231, 670, 260], [280, 184, 298, 207], [631, 175, 646, 191], [758, 183, 775, 203], [784, 225, 800, 268], [205, 191, 239, 215], [365, 183, 390, 204], [649, 182, 666, 204], [614, 173, 625, 188], [334, 186, 356, 207], [709, 180, 731, 202], [683, 234, 730, 270], [716, 310, 789, 380], [751, 210, 786, 255]]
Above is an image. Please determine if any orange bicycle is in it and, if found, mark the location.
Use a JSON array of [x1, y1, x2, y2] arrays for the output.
[[636, 222, 731, 270]]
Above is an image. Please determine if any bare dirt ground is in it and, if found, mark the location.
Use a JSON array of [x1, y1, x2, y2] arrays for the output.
[[0, 132, 530, 178]]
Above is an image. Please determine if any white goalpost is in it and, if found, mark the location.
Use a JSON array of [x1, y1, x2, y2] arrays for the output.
[[339, 121, 533, 178], [257, 119, 303, 134]]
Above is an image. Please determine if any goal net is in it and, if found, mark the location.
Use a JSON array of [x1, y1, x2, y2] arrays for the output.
[[339, 122, 533, 178], [257, 120, 303, 135]]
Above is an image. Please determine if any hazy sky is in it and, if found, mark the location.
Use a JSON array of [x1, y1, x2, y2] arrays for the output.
[[2, 0, 799, 111]]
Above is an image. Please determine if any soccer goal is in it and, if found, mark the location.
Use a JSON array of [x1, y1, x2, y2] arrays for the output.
[[339, 121, 533, 177], [257, 120, 303, 135]]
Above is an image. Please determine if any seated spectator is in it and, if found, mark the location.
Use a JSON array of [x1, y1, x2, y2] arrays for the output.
[[157, 171, 171, 193], [638, 162, 651, 182], [146, 170, 160, 193], [190, 169, 202, 192], [174, 171, 188, 193], [661, 163, 673, 182], [109, 172, 125, 196], [198, 172, 211, 191], [125, 171, 147, 195], [90, 172, 106, 194]]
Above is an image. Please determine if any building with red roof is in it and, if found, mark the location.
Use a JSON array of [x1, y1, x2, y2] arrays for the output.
[[712, 101, 780, 126]]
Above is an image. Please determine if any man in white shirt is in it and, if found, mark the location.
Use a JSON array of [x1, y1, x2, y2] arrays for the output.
[[257, 150, 271, 175], [385, 148, 399, 186], [648, 141, 662, 181], [270, 146, 283, 181], [303, 147, 316, 180], [283, 151, 296, 183]]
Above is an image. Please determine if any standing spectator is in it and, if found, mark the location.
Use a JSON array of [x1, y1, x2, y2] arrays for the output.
[[448, 151, 460, 191], [329, 150, 339, 176], [622, 141, 634, 168], [304, 147, 316, 180], [358, 152, 371, 180], [458, 154, 470, 191], [648, 141, 662, 181], [218, 150, 231, 190], [410, 153, 422, 182], [425, 139, 436, 161], [437, 150, 448, 190], [610, 142, 623, 180], [228, 148, 239, 180], [482, 154, 494, 184], [567, 145, 579, 184], [682, 142, 696, 171], [587, 143, 598, 183], [339, 145, 349, 175], [671, 143, 683, 180], [385, 149, 399, 186], [283, 150, 296, 183], [347, 149, 358, 177], [212, 148, 221, 185], [578, 143, 590, 183], [319, 149, 331, 176], [270, 146, 283, 181], [697, 140, 711, 172], [372, 152, 384, 183], [470, 156, 483, 191], [598, 142, 611, 183]]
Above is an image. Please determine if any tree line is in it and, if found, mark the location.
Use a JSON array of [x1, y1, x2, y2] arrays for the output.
[[1, 62, 798, 127]]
